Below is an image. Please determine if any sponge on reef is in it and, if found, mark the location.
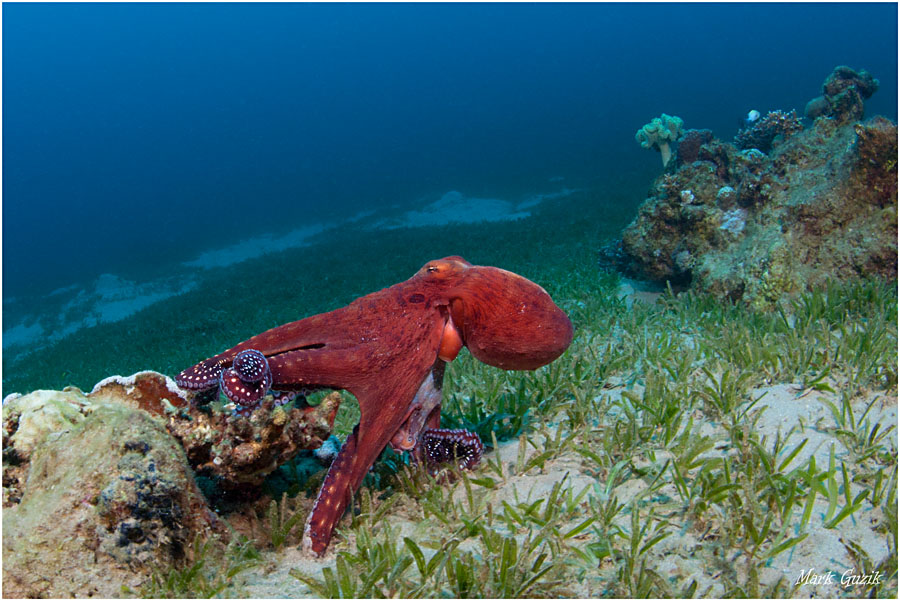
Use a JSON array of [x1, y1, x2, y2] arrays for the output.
[[636, 113, 684, 167]]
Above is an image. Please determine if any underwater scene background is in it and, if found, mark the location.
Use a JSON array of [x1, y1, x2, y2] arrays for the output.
[[2, 3, 898, 598], [3, 2, 897, 393]]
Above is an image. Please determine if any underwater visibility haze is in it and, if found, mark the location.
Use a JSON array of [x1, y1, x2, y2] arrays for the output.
[[3, 3, 897, 302], [2, 3, 899, 597]]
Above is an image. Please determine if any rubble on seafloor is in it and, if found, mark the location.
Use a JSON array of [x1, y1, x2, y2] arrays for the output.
[[2, 371, 340, 598], [610, 66, 896, 308], [166, 390, 340, 489]]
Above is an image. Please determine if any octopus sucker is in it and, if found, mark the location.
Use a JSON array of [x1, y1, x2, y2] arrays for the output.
[[421, 428, 485, 472]]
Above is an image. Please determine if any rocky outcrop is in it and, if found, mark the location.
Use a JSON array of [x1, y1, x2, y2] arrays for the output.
[[167, 391, 340, 489], [2, 380, 221, 597], [2, 371, 339, 597], [615, 67, 896, 307], [617, 112, 896, 307], [805, 65, 880, 123]]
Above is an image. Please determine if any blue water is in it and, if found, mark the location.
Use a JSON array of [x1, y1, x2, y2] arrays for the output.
[[3, 2, 898, 299]]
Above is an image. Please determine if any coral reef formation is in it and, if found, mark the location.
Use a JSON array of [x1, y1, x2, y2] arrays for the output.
[[89, 370, 189, 413], [167, 391, 340, 489], [2, 371, 340, 596], [734, 109, 803, 153], [90, 371, 340, 489], [805, 65, 880, 123], [676, 128, 714, 165], [615, 68, 896, 307], [2, 376, 223, 597], [636, 113, 684, 167]]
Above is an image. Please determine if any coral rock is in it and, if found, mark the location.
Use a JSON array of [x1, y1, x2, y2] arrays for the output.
[[735, 110, 803, 153], [166, 391, 341, 489], [620, 112, 897, 307], [853, 116, 898, 208], [806, 65, 880, 123], [89, 370, 189, 416], [2, 370, 341, 596], [677, 128, 714, 165], [804, 95, 831, 120], [2, 386, 223, 597], [3, 388, 90, 464]]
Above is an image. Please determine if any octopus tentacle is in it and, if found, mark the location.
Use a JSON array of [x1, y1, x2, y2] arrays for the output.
[[301, 425, 361, 556], [233, 349, 269, 383], [218, 350, 273, 407], [302, 399, 416, 556], [219, 367, 272, 407], [420, 428, 484, 472], [176, 359, 224, 391], [174, 256, 574, 558], [301, 358, 444, 556]]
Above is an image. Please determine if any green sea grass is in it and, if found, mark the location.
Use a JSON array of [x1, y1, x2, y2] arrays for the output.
[[10, 190, 895, 598]]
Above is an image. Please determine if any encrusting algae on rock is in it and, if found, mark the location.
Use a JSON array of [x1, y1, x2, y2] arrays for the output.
[[612, 66, 896, 307], [166, 390, 340, 489], [1, 371, 340, 597], [2, 378, 222, 597]]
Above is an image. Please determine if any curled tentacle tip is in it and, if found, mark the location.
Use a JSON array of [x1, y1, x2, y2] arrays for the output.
[[271, 389, 302, 407], [421, 428, 484, 472], [175, 361, 223, 391], [233, 349, 270, 383], [219, 366, 272, 408]]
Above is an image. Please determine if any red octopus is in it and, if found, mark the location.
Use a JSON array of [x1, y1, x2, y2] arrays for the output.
[[176, 256, 573, 556]]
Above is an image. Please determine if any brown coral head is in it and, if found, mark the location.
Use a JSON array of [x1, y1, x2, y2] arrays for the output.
[[734, 110, 803, 153], [677, 129, 714, 165], [804, 95, 830, 120], [823, 65, 879, 100], [89, 371, 189, 417]]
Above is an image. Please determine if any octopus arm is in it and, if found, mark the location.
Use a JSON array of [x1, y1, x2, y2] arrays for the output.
[[177, 308, 375, 391], [222, 311, 358, 364], [300, 317, 444, 556]]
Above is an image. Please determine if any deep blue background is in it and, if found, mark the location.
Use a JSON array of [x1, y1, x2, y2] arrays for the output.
[[4, 2, 897, 297]]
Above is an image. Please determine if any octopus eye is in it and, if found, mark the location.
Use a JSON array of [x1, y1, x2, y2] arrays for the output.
[[427, 266, 439, 273]]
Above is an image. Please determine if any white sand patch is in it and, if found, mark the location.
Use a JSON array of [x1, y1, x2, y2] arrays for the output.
[[181, 210, 384, 271], [752, 383, 897, 469], [48, 283, 80, 297], [518, 187, 579, 210], [64, 273, 198, 327], [616, 277, 665, 308], [751, 383, 839, 469], [3, 188, 571, 360], [179, 188, 574, 270], [2, 321, 46, 350], [182, 224, 330, 269], [3, 273, 197, 357], [370, 190, 566, 230], [84, 273, 194, 323]]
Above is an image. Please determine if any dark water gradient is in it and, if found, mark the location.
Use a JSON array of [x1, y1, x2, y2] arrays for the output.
[[3, 2, 897, 297]]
